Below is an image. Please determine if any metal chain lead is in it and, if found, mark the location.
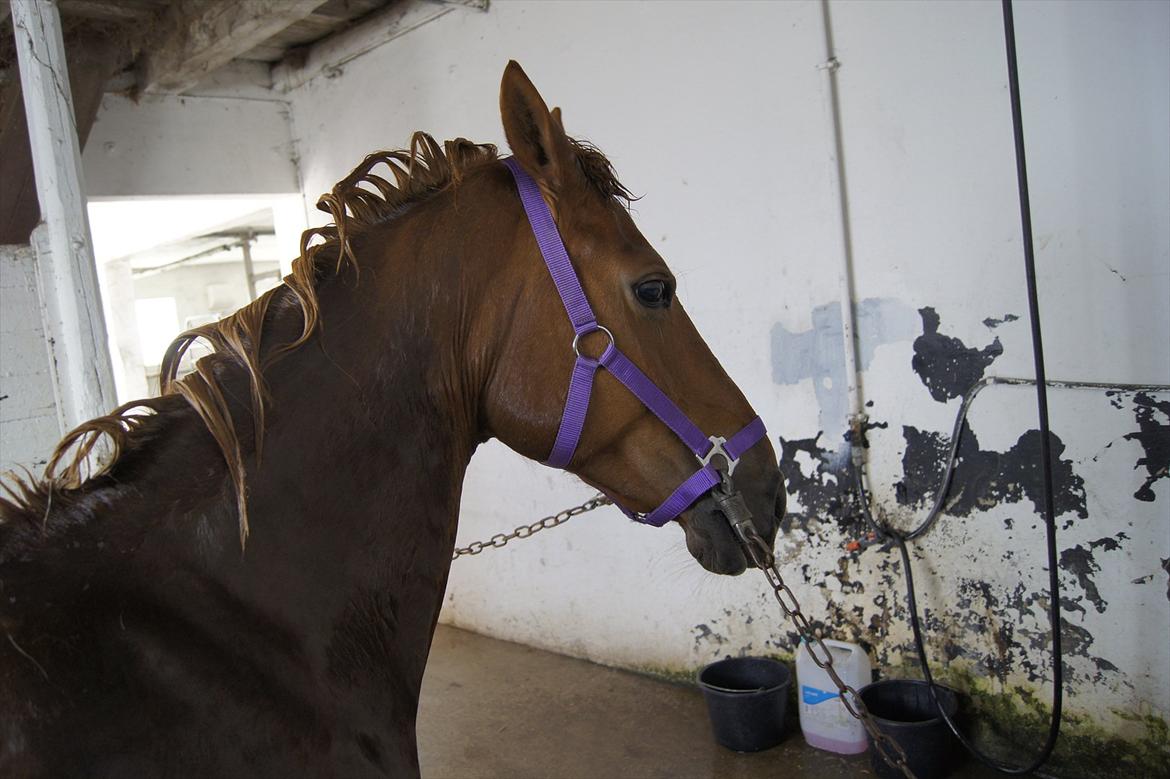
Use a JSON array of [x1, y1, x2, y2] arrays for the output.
[[452, 493, 914, 778], [759, 559, 915, 778], [719, 484, 914, 777], [451, 494, 613, 560]]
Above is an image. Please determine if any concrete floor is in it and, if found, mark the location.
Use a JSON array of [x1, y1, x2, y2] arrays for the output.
[[418, 626, 1012, 779]]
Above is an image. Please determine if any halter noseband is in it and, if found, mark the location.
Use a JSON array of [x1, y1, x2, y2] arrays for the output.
[[504, 158, 767, 527]]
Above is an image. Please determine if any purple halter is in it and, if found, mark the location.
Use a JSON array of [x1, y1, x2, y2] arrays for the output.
[[504, 158, 767, 527]]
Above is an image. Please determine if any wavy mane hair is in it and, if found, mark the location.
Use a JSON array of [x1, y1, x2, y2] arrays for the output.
[[0, 132, 630, 546]]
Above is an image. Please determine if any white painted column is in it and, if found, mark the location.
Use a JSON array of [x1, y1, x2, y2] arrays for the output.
[[97, 258, 149, 403], [12, 0, 116, 428]]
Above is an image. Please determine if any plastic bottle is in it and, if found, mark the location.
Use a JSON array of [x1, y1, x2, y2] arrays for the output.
[[795, 638, 872, 754]]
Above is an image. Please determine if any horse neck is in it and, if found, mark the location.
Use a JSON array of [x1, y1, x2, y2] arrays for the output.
[[11, 175, 510, 728], [189, 178, 514, 689]]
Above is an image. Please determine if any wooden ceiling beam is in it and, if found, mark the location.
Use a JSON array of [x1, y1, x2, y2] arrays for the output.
[[57, 0, 156, 22], [138, 0, 325, 94], [273, 0, 486, 93]]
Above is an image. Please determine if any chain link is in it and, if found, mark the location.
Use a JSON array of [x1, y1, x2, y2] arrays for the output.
[[451, 494, 613, 560]]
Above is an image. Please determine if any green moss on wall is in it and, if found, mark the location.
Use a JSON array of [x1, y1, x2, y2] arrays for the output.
[[883, 664, 1170, 778], [633, 660, 1169, 778]]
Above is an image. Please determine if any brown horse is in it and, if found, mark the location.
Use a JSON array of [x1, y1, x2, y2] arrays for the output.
[[0, 62, 783, 777]]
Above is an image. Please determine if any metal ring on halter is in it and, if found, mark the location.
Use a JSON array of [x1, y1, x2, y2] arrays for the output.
[[572, 325, 615, 358], [698, 435, 739, 476]]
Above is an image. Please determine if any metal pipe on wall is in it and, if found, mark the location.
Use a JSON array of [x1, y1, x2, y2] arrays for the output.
[[816, 0, 867, 458]]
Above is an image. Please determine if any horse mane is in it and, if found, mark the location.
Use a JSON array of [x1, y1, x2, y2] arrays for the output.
[[0, 132, 631, 547]]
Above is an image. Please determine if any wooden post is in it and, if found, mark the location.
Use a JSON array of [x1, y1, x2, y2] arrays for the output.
[[12, 0, 116, 430]]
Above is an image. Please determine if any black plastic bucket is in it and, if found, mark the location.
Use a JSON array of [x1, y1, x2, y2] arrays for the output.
[[859, 679, 960, 779], [697, 657, 791, 752]]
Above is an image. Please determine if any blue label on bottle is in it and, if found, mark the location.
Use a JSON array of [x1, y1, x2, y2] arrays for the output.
[[801, 685, 838, 705]]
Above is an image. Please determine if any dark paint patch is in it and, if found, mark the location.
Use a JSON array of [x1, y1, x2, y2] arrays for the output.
[[852, 418, 889, 450], [912, 307, 1003, 402], [1122, 391, 1169, 502], [1060, 595, 1088, 618], [776, 434, 866, 537], [1088, 534, 1127, 553], [692, 623, 726, 649], [982, 314, 1019, 328], [1060, 546, 1107, 614], [1092, 656, 1119, 673], [1163, 558, 1169, 603], [1060, 620, 1095, 658], [897, 422, 1088, 520]]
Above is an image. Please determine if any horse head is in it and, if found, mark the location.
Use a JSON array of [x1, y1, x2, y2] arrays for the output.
[[479, 62, 784, 575]]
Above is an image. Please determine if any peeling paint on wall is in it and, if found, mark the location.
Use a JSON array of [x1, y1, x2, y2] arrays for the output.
[[692, 623, 727, 650], [897, 423, 1088, 520], [982, 313, 1019, 329], [777, 433, 856, 531], [1121, 391, 1169, 502], [1061, 544, 1113, 615], [769, 302, 1162, 730], [912, 306, 1003, 402], [772, 297, 919, 440]]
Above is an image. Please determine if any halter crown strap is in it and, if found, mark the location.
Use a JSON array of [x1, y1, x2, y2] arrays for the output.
[[506, 159, 598, 335], [503, 157, 767, 525]]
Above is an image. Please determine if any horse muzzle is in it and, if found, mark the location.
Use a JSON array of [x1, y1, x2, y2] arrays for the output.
[[681, 466, 783, 576]]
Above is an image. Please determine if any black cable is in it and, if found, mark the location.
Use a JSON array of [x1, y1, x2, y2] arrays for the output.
[[856, 466, 1060, 774], [852, 1, 1064, 772]]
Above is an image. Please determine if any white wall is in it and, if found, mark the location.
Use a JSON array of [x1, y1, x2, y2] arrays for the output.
[[83, 94, 300, 198], [0, 244, 61, 475], [132, 258, 283, 342], [288, 0, 1166, 764]]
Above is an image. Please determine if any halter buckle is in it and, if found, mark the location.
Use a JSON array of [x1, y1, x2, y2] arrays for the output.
[[699, 435, 739, 476]]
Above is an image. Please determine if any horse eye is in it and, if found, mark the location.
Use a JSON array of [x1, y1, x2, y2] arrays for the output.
[[634, 279, 672, 308]]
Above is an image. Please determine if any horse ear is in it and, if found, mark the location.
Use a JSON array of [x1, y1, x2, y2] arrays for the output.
[[500, 61, 571, 188]]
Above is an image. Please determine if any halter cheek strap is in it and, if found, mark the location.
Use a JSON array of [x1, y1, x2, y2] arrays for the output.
[[504, 157, 767, 527]]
